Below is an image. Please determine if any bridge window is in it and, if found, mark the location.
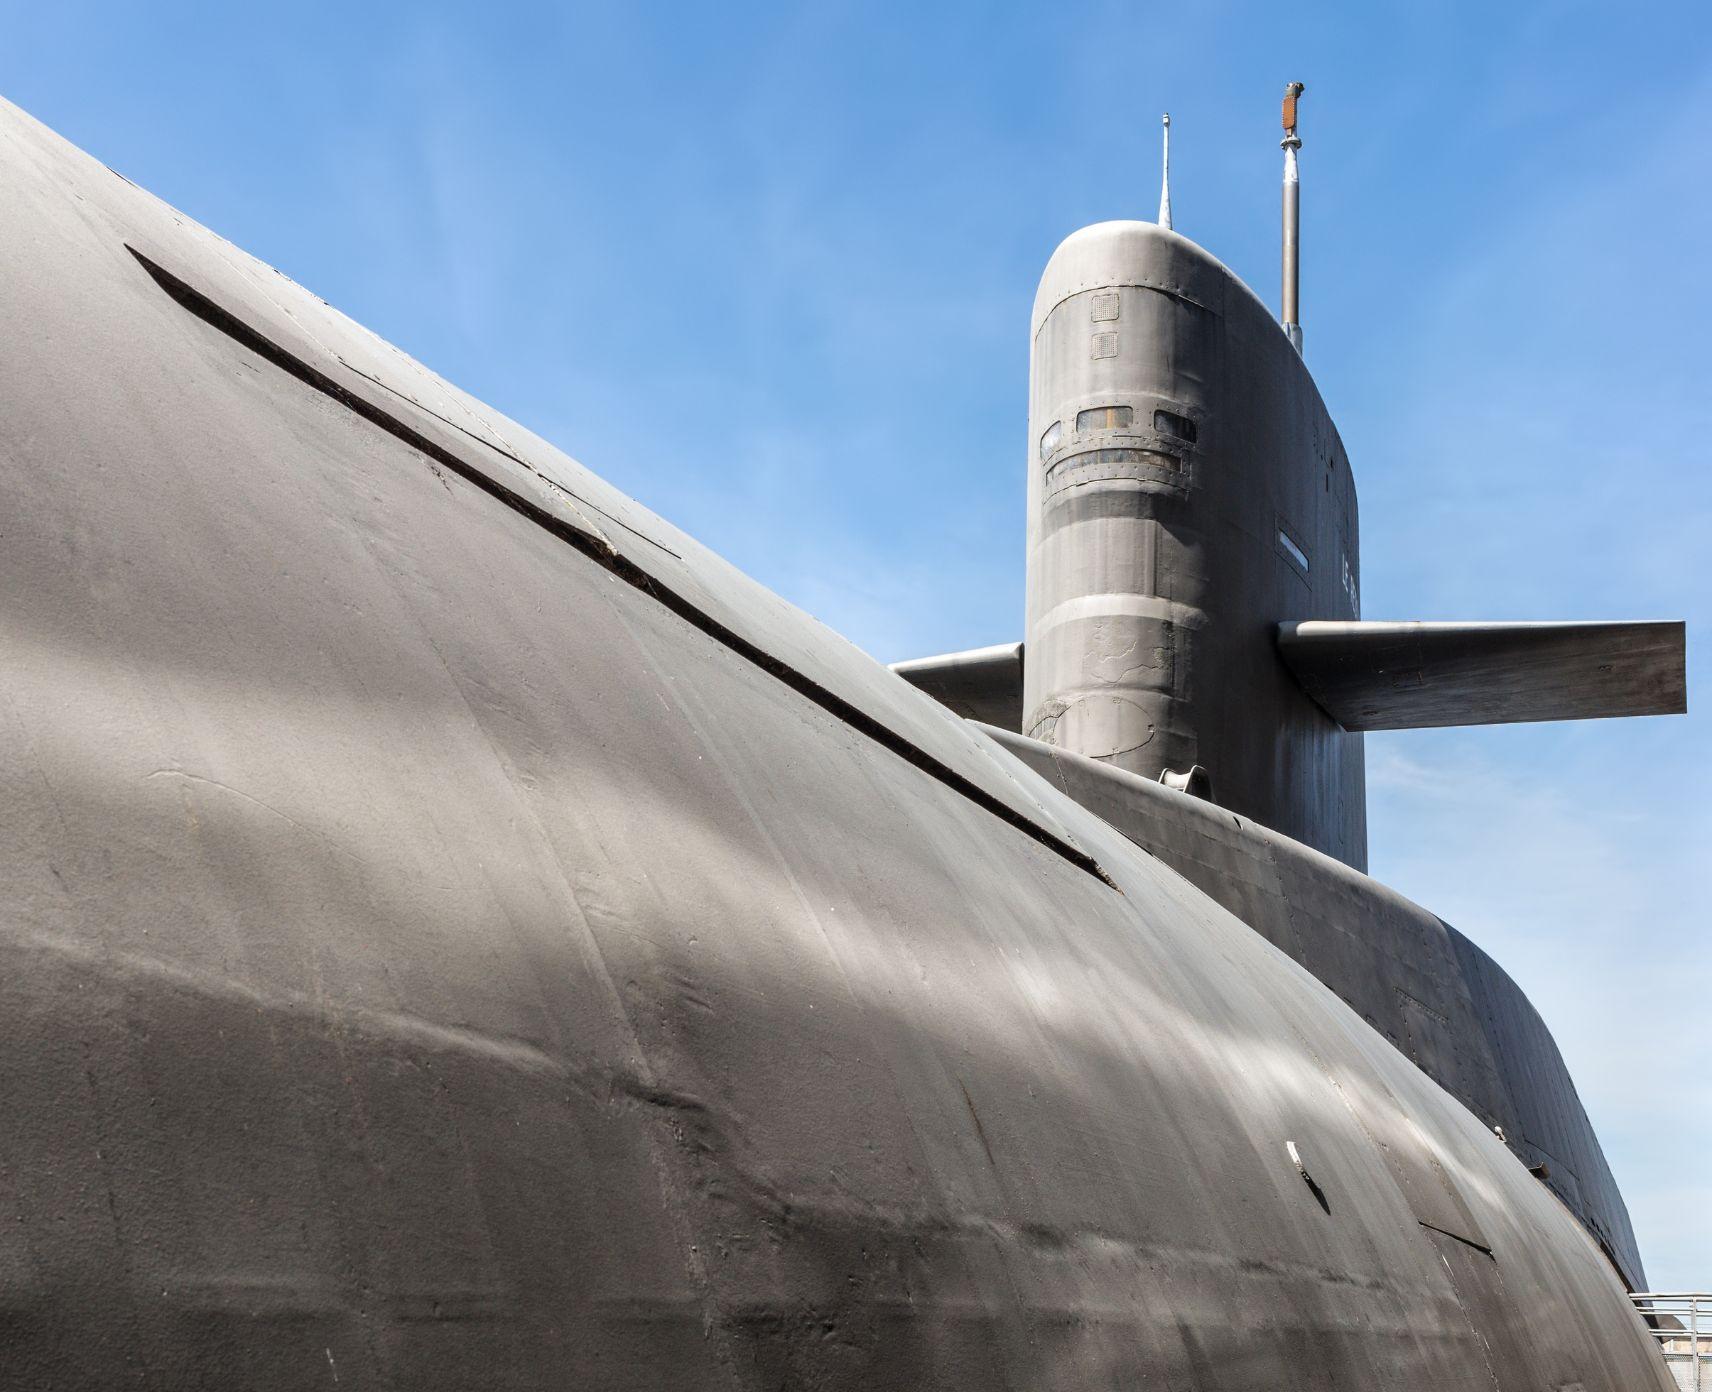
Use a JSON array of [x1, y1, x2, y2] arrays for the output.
[[1038, 420, 1062, 460], [1153, 408, 1198, 444], [1076, 405, 1132, 433]]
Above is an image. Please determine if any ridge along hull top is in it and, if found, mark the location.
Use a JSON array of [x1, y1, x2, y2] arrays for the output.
[[1026, 220, 1366, 869], [0, 98, 1667, 1389]]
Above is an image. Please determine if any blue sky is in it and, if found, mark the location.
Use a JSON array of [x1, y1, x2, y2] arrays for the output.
[[5, 0, 1707, 1288]]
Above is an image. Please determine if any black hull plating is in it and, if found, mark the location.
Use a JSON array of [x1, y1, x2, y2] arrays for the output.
[[0, 98, 1667, 1389]]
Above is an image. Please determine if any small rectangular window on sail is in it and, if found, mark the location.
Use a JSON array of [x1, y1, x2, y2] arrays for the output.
[[1076, 405, 1133, 433], [1153, 409, 1198, 444], [1039, 420, 1063, 461], [1278, 528, 1310, 573]]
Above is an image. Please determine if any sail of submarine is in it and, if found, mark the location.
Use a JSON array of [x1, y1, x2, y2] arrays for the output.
[[892, 86, 1686, 870]]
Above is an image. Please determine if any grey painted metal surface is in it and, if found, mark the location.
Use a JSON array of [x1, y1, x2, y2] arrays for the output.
[[1279, 619, 1688, 730], [979, 724, 1650, 1294], [0, 96, 1674, 1389], [1025, 219, 1367, 868], [890, 642, 1024, 729]]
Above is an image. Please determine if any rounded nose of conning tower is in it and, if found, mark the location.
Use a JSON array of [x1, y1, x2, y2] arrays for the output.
[[1022, 219, 1367, 867]]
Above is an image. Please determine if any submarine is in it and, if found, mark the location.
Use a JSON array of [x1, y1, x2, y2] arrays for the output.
[[0, 84, 1687, 1389]]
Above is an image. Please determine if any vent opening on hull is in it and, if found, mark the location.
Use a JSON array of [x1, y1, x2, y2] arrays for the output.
[[1278, 528, 1310, 574]]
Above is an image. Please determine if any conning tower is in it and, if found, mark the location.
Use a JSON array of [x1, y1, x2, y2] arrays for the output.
[[892, 90, 1683, 876], [1022, 220, 1366, 867]]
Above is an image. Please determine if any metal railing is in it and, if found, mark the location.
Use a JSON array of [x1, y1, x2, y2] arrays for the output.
[[1633, 1294, 1712, 1392]]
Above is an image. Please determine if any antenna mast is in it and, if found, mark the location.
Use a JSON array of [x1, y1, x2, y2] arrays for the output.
[[1281, 83, 1305, 353], [1158, 113, 1173, 230]]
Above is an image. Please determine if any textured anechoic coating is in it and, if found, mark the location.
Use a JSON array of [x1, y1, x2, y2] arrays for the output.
[[980, 727, 1648, 1294], [1025, 222, 1367, 870], [0, 99, 1668, 1388]]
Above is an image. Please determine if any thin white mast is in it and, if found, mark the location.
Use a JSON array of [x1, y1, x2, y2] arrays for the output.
[[1281, 83, 1304, 353], [1158, 113, 1173, 230]]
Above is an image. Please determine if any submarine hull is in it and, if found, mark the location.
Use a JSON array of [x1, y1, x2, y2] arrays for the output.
[[0, 99, 1669, 1389]]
